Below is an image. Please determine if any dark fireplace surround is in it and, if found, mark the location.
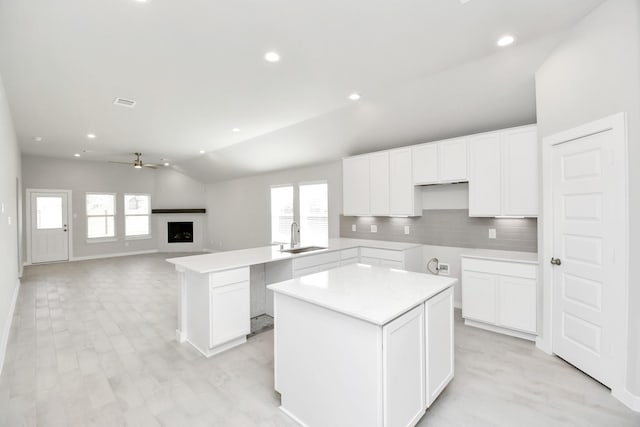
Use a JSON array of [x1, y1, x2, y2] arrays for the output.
[[168, 222, 194, 243]]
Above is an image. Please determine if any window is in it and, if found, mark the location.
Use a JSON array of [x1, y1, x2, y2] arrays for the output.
[[124, 194, 151, 237], [299, 182, 328, 246], [86, 193, 115, 239], [270, 185, 293, 244]]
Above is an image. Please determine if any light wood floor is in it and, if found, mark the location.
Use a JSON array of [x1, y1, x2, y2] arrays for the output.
[[1, 254, 638, 426]]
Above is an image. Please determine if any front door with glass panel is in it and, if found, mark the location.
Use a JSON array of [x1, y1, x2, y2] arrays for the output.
[[30, 191, 70, 263]]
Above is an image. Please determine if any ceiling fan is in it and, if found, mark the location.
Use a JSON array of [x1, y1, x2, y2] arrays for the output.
[[109, 152, 160, 169]]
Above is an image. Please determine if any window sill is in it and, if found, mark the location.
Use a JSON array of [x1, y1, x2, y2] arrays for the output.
[[125, 235, 153, 241], [86, 237, 118, 244]]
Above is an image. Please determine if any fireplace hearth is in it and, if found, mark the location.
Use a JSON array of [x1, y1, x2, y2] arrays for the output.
[[168, 222, 194, 243]]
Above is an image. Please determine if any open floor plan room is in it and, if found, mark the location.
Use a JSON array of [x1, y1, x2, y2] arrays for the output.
[[1, 254, 638, 426]]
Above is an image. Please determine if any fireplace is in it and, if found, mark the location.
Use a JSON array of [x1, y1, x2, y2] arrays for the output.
[[168, 222, 194, 243]]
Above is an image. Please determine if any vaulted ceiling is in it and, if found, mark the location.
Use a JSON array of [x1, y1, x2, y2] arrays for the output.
[[0, 0, 603, 182]]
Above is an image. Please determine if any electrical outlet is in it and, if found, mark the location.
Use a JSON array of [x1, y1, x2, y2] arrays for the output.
[[352, 224, 356, 232], [404, 226, 410, 235], [488, 228, 497, 239], [438, 262, 450, 276], [370, 224, 377, 233], [7, 216, 11, 225]]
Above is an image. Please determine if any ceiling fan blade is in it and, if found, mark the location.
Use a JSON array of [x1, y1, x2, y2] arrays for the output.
[[108, 161, 134, 165], [143, 164, 159, 169]]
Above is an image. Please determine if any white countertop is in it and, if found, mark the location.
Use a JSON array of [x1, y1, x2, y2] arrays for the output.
[[166, 238, 422, 274], [268, 264, 456, 326], [460, 249, 538, 264]]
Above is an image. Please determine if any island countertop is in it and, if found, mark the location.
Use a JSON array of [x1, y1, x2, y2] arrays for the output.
[[267, 263, 457, 326], [166, 238, 422, 274]]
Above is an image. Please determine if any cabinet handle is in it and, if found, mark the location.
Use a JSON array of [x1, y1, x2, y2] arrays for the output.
[[550, 257, 562, 266]]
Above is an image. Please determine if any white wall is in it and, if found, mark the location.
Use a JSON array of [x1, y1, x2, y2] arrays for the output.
[[206, 161, 342, 251], [0, 74, 22, 374], [535, 0, 640, 399], [21, 156, 207, 259]]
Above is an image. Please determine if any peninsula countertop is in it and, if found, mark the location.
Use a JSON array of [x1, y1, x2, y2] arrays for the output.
[[267, 263, 457, 325], [166, 238, 423, 274]]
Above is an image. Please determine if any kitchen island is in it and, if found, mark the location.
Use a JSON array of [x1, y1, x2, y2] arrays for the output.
[[166, 238, 423, 357], [268, 264, 457, 427]]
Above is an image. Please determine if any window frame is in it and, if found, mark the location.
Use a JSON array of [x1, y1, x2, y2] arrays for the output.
[[85, 192, 117, 242], [124, 193, 152, 240], [270, 184, 295, 245], [298, 180, 329, 247]]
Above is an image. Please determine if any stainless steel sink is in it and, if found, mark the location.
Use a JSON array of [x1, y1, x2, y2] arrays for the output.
[[280, 246, 326, 254]]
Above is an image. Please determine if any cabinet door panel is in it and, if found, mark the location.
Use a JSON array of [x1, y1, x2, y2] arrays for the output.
[[425, 287, 454, 407], [439, 138, 468, 183], [343, 156, 370, 216], [502, 126, 538, 216], [383, 305, 425, 427], [369, 151, 390, 216], [497, 276, 537, 333], [462, 271, 497, 323], [210, 281, 250, 347], [390, 148, 417, 215], [468, 133, 502, 217], [412, 144, 438, 185]]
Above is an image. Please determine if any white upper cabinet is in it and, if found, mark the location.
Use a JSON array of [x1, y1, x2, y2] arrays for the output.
[[468, 125, 538, 217], [369, 151, 390, 216], [502, 126, 538, 216], [468, 132, 502, 217], [412, 144, 438, 184], [412, 138, 468, 185], [343, 149, 421, 217], [343, 155, 370, 216], [390, 148, 421, 216]]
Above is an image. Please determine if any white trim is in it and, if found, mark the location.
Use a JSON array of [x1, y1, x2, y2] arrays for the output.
[[0, 279, 20, 376], [70, 249, 158, 262], [612, 388, 640, 412], [541, 112, 629, 403], [124, 235, 152, 241], [464, 319, 537, 342], [86, 237, 119, 244], [25, 188, 73, 265]]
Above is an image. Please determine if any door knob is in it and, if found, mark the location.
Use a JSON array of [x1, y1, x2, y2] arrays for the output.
[[550, 257, 562, 266]]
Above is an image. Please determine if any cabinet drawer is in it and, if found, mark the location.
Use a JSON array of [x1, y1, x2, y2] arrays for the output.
[[293, 251, 340, 270], [209, 267, 250, 288], [340, 248, 359, 260], [360, 247, 403, 262], [461, 258, 536, 279]]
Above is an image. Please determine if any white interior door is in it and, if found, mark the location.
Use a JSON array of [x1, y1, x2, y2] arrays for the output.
[[551, 129, 625, 388], [30, 191, 69, 263]]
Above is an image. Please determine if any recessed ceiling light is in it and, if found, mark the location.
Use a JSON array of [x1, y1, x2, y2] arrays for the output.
[[87, 133, 96, 139], [199, 150, 205, 154], [497, 35, 515, 47], [232, 128, 241, 132], [133, 0, 150, 3], [264, 52, 280, 62], [348, 93, 361, 101], [163, 162, 170, 166], [33, 136, 43, 142], [74, 153, 81, 157]]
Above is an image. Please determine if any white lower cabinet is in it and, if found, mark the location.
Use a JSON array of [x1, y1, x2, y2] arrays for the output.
[[383, 305, 425, 427], [425, 287, 454, 407], [184, 267, 251, 357], [461, 256, 537, 339]]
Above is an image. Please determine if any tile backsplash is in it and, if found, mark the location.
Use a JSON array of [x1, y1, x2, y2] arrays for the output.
[[340, 209, 537, 252]]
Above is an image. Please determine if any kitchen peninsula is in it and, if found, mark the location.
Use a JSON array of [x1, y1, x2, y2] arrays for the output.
[[166, 238, 423, 357], [269, 264, 456, 427]]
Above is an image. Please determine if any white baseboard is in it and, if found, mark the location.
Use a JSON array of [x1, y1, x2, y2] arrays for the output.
[[0, 279, 20, 376], [535, 336, 553, 355], [70, 249, 159, 262], [612, 387, 640, 412], [464, 318, 537, 342]]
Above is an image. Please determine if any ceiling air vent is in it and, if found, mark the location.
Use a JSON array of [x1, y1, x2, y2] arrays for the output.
[[113, 97, 136, 108]]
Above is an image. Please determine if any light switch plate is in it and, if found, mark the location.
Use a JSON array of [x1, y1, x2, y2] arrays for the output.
[[370, 224, 377, 233], [1, 203, 4, 214], [488, 228, 497, 239], [352, 224, 356, 232], [404, 226, 410, 235], [7, 216, 11, 225]]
